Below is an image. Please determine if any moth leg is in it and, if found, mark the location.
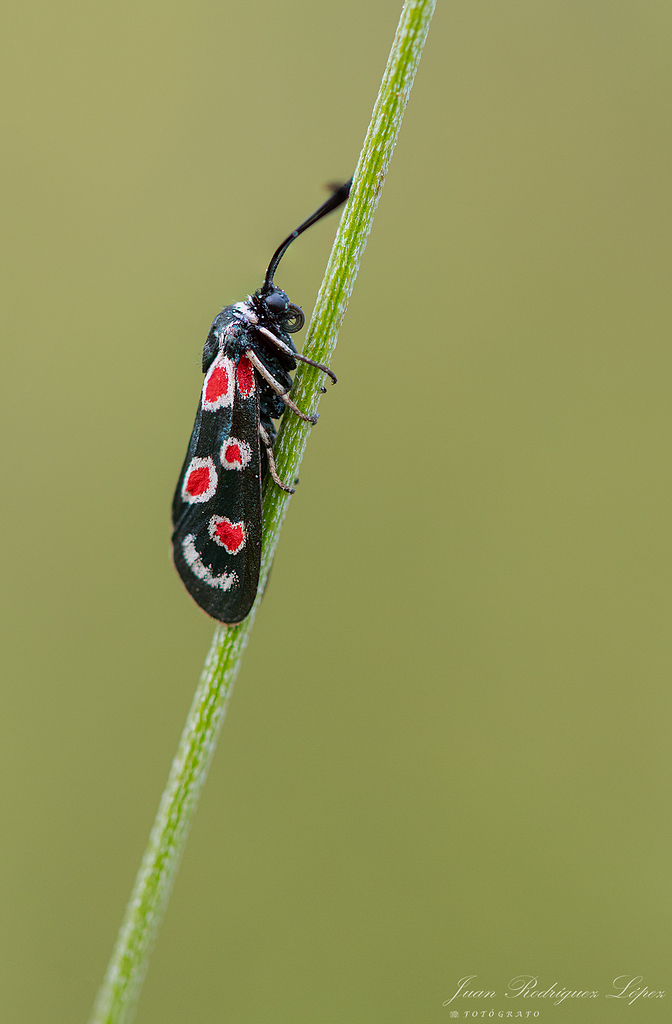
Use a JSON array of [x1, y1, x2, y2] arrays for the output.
[[257, 326, 337, 385], [259, 424, 295, 494], [245, 348, 318, 424]]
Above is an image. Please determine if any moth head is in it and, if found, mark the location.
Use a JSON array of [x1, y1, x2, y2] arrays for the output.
[[255, 286, 305, 333]]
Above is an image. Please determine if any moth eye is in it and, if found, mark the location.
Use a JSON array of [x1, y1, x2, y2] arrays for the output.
[[264, 291, 288, 314], [282, 304, 305, 333]]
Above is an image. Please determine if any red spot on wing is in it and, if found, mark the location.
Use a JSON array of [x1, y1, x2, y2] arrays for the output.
[[221, 438, 251, 471], [205, 364, 230, 404], [182, 457, 217, 503], [210, 517, 246, 554], [186, 466, 211, 496], [236, 356, 255, 397]]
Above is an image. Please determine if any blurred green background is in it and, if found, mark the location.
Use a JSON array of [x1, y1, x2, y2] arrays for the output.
[[1, 1, 670, 1021]]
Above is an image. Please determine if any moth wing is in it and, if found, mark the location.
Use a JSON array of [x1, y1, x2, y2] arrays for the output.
[[172, 352, 263, 624]]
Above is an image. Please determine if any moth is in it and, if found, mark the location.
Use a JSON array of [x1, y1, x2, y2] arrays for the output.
[[172, 179, 351, 623]]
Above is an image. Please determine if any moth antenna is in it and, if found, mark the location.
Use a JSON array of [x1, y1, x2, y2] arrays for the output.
[[261, 177, 352, 293]]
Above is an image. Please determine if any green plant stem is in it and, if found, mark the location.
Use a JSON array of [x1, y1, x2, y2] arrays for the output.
[[89, 2, 435, 1021]]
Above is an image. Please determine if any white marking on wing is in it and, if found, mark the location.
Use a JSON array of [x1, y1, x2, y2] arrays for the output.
[[182, 535, 237, 591]]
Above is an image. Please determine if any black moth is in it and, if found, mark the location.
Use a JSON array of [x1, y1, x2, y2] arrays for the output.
[[172, 179, 351, 624]]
